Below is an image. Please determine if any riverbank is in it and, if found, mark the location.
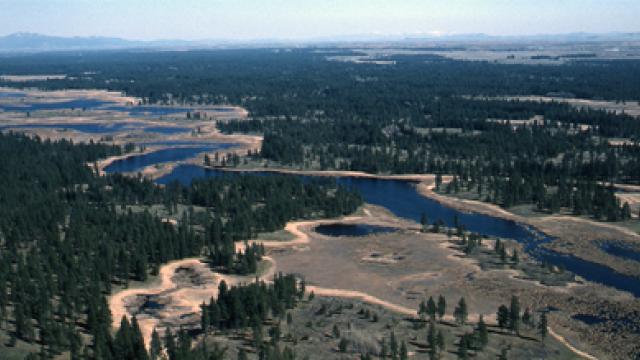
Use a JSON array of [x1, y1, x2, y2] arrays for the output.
[[416, 183, 640, 280], [150, 163, 640, 281], [108, 206, 601, 359], [107, 212, 371, 347]]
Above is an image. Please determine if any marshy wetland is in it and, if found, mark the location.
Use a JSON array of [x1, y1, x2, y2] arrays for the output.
[[3, 46, 640, 359]]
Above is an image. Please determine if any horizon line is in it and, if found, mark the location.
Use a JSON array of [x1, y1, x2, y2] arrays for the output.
[[2, 30, 640, 44]]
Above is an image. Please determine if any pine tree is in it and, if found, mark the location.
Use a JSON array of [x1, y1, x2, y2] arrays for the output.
[[457, 334, 469, 359], [400, 341, 408, 360], [427, 321, 437, 357], [454, 297, 468, 325], [437, 295, 446, 321], [420, 213, 429, 232], [494, 238, 502, 252], [380, 337, 388, 358], [150, 328, 162, 360], [390, 331, 398, 358], [238, 349, 248, 360], [332, 324, 341, 338], [201, 302, 210, 334], [538, 312, 548, 343], [130, 316, 149, 360], [339, 337, 349, 352], [476, 315, 488, 349], [511, 249, 519, 264], [418, 300, 427, 321], [497, 305, 509, 330], [164, 327, 177, 360], [427, 296, 437, 320], [436, 330, 445, 353], [522, 308, 533, 328], [499, 244, 507, 264], [509, 296, 521, 335], [113, 316, 133, 359]]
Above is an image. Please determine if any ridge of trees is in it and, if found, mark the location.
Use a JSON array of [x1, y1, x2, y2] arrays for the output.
[[0, 132, 360, 359]]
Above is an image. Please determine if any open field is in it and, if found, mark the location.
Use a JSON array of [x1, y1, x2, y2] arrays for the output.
[[0, 87, 260, 177], [0, 74, 68, 82], [201, 295, 581, 360], [322, 41, 640, 66], [107, 200, 638, 358], [503, 96, 640, 117]]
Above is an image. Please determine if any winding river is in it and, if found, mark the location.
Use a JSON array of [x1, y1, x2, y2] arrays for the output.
[[153, 163, 640, 298], [0, 98, 238, 117], [104, 145, 233, 174]]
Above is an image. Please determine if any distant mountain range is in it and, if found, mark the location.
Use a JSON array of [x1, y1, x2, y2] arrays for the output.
[[1, 32, 640, 52], [0, 32, 204, 52]]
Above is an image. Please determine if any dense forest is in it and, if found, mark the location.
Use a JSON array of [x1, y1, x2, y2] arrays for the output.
[[0, 132, 361, 359], [1, 49, 640, 112], [2, 49, 635, 218], [222, 98, 639, 219], [1, 48, 640, 357]]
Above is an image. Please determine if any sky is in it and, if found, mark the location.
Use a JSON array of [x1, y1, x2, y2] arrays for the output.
[[0, 0, 638, 40]]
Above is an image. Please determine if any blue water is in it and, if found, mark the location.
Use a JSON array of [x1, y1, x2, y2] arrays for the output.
[[0, 123, 136, 134], [600, 242, 640, 263], [154, 164, 640, 297], [0, 99, 111, 112], [0, 98, 235, 117], [105, 105, 192, 116], [142, 140, 222, 147], [104, 146, 233, 174], [142, 300, 164, 310], [105, 106, 234, 116], [0, 123, 193, 135], [0, 92, 26, 98], [143, 126, 191, 135], [156, 164, 228, 184], [315, 224, 398, 237], [573, 314, 606, 325]]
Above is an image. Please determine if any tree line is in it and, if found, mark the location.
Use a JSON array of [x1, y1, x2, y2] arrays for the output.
[[0, 132, 360, 359]]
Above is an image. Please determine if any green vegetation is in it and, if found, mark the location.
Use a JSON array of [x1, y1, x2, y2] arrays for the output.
[[2, 50, 638, 220], [0, 47, 635, 358], [201, 274, 302, 331], [0, 133, 360, 359]]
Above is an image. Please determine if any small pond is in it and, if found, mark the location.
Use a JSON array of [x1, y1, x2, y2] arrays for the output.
[[314, 224, 398, 237]]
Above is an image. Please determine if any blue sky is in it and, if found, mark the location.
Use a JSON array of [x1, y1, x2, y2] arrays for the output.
[[0, 0, 638, 40]]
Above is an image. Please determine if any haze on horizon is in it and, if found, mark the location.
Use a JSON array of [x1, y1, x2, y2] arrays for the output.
[[0, 0, 638, 41]]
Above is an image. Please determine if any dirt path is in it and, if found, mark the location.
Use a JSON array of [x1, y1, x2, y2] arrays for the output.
[[548, 327, 599, 360], [108, 216, 364, 347], [306, 285, 596, 359], [109, 213, 598, 359], [216, 167, 441, 183]]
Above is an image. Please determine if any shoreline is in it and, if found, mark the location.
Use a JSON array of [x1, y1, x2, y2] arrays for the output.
[[107, 214, 367, 348], [108, 211, 599, 360], [416, 183, 640, 280], [122, 159, 640, 280]]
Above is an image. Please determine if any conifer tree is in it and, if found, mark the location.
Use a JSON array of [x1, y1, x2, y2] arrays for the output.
[[538, 312, 548, 343], [476, 315, 489, 349], [454, 297, 468, 325], [427, 321, 437, 357], [509, 296, 521, 335], [427, 296, 437, 320], [437, 295, 446, 321], [497, 305, 509, 330], [150, 328, 162, 360]]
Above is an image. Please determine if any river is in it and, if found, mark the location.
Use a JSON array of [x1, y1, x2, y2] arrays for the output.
[[153, 163, 640, 297]]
